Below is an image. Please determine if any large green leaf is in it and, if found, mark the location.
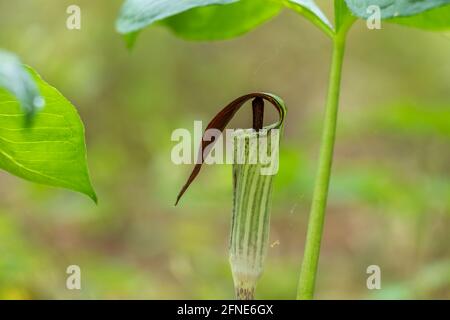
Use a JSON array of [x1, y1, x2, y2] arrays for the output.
[[0, 67, 97, 202], [117, 0, 335, 43], [389, 4, 450, 30], [344, 0, 450, 19], [0, 50, 44, 120], [162, 0, 282, 40], [344, 0, 450, 30], [116, 0, 238, 34], [117, 0, 282, 42]]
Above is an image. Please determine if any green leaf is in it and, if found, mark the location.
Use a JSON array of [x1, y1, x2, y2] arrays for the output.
[[0, 67, 97, 202], [344, 0, 450, 19], [344, 0, 450, 30], [116, 0, 238, 34], [116, 0, 335, 42], [0, 50, 45, 121], [162, 0, 282, 40], [282, 0, 334, 37], [117, 0, 282, 42], [388, 4, 450, 30]]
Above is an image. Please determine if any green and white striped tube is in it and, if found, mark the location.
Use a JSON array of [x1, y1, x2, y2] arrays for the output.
[[229, 128, 280, 300], [175, 93, 286, 300]]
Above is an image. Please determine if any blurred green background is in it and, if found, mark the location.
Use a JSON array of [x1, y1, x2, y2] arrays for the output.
[[0, 0, 449, 299]]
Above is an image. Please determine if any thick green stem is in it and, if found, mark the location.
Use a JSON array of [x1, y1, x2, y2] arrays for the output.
[[296, 32, 348, 300]]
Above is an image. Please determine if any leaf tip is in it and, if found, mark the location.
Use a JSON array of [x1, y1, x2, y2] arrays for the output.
[[90, 191, 98, 205], [123, 32, 139, 50]]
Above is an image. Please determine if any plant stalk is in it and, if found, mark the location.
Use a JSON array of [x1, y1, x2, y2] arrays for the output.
[[296, 31, 348, 299]]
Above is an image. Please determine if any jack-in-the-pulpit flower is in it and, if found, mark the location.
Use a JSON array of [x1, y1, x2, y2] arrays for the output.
[[176, 93, 286, 300]]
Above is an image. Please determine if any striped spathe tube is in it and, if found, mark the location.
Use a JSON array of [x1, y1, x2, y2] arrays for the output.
[[175, 93, 287, 300], [230, 125, 281, 300]]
